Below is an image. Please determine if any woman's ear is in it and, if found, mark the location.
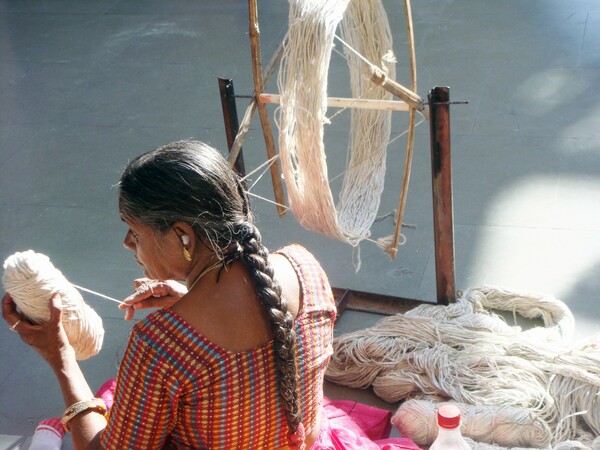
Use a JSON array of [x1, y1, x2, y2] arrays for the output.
[[172, 222, 196, 248]]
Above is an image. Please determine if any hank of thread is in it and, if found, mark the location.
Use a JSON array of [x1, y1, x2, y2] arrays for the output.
[[277, 0, 395, 247], [2, 250, 104, 360], [391, 399, 552, 448]]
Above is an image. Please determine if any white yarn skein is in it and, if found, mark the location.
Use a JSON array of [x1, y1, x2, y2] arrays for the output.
[[277, 0, 395, 246], [2, 250, 104, 360], [391, 399, 552, 448], [326, 286, 600, 445]]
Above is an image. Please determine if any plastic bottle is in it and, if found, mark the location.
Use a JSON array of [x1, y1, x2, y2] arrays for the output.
[[428, 404, 471, 450]]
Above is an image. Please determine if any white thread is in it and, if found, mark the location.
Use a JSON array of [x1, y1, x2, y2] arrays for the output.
[[71, 284, 125, 306], [241, 154, 280, 192], [3, 250, 105, 361], [246, 191, 289, 212], [326, 286, 600, 446], [277, 0, 396, 246]]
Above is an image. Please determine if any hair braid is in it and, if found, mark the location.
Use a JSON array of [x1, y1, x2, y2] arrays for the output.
[[238, 222, 302, 435]]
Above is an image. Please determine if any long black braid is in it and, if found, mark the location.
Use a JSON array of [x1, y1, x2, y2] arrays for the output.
[[237, 222, 302, 433]]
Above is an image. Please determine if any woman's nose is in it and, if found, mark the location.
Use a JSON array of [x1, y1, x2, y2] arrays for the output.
[[123, 232, 135, 250]]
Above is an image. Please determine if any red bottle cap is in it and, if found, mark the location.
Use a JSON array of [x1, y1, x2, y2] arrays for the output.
[[437, 404, 461, 429]]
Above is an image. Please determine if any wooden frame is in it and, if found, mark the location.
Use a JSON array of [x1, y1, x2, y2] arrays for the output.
[[217, 0, 456, 313], [219, 80, 456, 312]]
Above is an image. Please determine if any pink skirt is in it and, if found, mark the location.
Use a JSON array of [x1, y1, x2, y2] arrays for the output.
[[312, 397, 421, 450], [95, 379, 420, 450]]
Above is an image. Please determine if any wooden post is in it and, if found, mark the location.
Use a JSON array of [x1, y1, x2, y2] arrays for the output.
[[218, 78, 246, 177], [428, 87, 456, 305], [371, 69, 425, 114], [248, 0, 287, 217], [386, 0, 419, 259], [228, 42, 284, 168]]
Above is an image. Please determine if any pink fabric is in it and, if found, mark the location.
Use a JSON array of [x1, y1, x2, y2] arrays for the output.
[[39, 380, 420, 450], [311, 397, 421, 450], [95, 377, 116, 410], [92, 380, 421, 450]]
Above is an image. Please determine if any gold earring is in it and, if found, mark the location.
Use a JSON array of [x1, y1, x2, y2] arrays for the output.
[[183, 247, 192, 262]]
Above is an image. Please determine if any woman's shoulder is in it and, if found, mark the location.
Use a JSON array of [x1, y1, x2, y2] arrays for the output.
[[129, 310, 181, 349], [275, 243, 315, 262], [130, 309, 244, 363], [274, 244, 323, 277], [274, 244, 336, 314], [131, 309, 201, 347]]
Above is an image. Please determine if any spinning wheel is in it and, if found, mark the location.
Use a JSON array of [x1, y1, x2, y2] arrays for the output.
[[220, 0, 457, 306], [235, 0, 422, 256]]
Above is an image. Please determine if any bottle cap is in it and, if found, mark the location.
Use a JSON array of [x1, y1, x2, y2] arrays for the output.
[[437, 404, 461, 429]]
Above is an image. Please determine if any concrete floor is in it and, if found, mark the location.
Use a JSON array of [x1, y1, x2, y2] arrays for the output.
[[1, 0, 599, 447]]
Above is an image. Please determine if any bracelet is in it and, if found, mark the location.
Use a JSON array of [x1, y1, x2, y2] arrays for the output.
[[61, 398, 107, 432]]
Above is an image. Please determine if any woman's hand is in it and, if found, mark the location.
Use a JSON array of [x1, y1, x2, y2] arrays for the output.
[[5, 295, 104, 450], [2, 292, 74, 368], [119, 278, 187, 320]]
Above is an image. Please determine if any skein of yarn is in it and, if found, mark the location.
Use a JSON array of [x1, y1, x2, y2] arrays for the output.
[[392, 399, 552, 448], [277, 0, 396, 247], [326, 287, 600, 446], [2, 250, 104, 360]]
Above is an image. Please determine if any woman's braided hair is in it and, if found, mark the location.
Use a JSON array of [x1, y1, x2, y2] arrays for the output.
[[118, 140, 302, 438]]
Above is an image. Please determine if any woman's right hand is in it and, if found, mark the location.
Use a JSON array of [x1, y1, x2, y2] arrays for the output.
[[3, 292, 73, 368], [119, 279, 187, 320]]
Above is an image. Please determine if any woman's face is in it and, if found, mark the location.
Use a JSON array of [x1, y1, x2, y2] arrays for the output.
[[121, 215, 184, 281]]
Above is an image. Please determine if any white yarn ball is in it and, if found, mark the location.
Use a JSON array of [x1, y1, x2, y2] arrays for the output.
[[391, 399, 552, 448], [2, 250, 104, 360]]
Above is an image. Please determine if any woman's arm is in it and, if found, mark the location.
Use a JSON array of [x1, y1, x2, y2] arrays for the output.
[[2, 293, 106, 450], [50, 343, 107, 449]]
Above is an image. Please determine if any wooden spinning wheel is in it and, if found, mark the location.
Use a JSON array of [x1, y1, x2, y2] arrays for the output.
[[220, 0, 458, 308]]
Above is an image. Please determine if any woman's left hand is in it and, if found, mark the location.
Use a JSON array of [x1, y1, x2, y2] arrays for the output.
[[119, 279, 187, 321], [2, 292, 73, 368]]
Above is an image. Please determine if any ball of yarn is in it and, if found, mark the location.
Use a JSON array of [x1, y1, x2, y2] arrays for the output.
[[2, 250, 104, 360], [391, 399, 551, 448]]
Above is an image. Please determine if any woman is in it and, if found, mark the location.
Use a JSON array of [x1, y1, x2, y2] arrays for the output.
[[3, 140, 418, 450], [4, 140, 334, 449]]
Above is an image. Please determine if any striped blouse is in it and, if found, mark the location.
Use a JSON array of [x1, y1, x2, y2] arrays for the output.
[[101, 244, 336, 449]]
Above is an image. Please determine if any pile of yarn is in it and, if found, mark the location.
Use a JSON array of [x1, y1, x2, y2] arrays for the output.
[[326, 286, 600, 447]]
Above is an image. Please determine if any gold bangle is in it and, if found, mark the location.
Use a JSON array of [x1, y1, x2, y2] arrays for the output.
[[61, 398, 107, 432]]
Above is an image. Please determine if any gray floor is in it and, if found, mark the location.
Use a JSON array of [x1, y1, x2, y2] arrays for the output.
[[1, 0, 599, 447]]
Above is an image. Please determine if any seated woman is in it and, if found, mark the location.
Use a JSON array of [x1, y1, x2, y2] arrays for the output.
[[3, 140, 418, 450]]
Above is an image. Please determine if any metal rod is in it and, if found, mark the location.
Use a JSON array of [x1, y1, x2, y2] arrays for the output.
[[432, 101, 469, 105], [332, 287, 435, 316], [247, 94, 467, 106], [428, 86, 456, 306], [218, 78, 246, 177]]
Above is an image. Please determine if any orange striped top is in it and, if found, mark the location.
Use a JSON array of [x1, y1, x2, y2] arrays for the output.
[[100, 244, 336, 449]]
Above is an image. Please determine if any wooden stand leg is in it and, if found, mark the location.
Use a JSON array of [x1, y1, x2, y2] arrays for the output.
[[429, 87, 456, 305], [218, 78, 246, 177]]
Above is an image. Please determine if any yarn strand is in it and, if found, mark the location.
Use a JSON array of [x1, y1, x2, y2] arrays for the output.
[[277, 0, 396, 246], [72, 284, 126, 306]]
